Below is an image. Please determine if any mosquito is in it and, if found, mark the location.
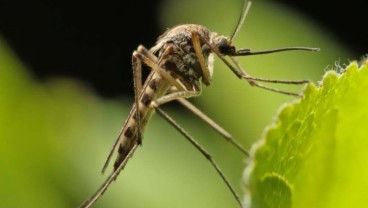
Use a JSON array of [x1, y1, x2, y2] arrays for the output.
[[81, 1, 318, 207]]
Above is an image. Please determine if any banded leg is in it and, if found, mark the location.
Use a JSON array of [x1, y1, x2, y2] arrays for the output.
[[155, 106, 244, 208]]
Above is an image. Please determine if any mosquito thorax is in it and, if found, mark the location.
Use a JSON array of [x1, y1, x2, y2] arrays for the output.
[[150, 24, 216, 89]]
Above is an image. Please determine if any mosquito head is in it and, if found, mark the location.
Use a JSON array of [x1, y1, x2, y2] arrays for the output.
[[210, 35, 236, 56]]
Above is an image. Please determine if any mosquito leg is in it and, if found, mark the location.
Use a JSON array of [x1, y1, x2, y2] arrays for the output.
[[158, 88, 249, 155], [176, 98, 249, 156], [203, 39, 305, 96], [192, 31, 211, 85], [136, 45, 158, 63], [154, 107, 244, 208], [229, 56, 310, 84], [228, 56, 307, 96], [250, 81, 301, 96], [150, 91, 200, 108], [81, 144, 139, 208], [176, 98, 229, 138], [241, 75, 309, 84], [151, 87, 249, 156], [230, 55, 307, 96]]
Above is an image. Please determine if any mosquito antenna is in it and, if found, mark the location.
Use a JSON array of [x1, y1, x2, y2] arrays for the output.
[[230, 1, 252, 41], [235, 47, 319, 56]]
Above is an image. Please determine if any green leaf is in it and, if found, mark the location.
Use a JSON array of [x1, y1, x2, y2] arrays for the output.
[[244, 60, 368, 208]]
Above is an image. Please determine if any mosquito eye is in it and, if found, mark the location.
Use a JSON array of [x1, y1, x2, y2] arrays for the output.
[[218, 45, 236, 55], [218, 39, 235, 55]]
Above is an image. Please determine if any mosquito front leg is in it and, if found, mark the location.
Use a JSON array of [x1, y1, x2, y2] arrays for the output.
[[203, 39, 308, 96], [228, 56, 307, 96], [229, 56, 309, 84], [154, 106, 244, 208], [192, 31, 211, 85]]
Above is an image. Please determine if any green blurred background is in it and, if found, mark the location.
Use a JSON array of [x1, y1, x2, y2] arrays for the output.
[[0, 0, 354, 207]]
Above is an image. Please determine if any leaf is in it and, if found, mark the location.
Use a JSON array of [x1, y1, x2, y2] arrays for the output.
[[244, 60, 368, 208]]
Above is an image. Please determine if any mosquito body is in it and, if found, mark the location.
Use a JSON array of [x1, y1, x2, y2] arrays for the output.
[[111, 24, 215, 171], [81, 1, 318, 208]]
